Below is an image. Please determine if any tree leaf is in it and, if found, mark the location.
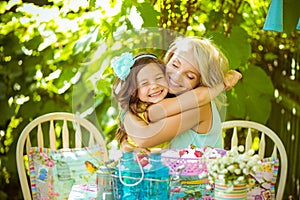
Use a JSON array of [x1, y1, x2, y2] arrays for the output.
[[208, 26, 251, 69], [227, 65, 274, 123], [137, 2, 159, 27], [73, 26, 100, 55], [242, 65, 274, 96]]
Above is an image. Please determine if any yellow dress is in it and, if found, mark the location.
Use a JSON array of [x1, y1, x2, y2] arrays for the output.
[[126, 103, 169, 149]]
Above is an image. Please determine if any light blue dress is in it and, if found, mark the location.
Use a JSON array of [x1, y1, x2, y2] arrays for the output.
[[169, 101, 223, 149]]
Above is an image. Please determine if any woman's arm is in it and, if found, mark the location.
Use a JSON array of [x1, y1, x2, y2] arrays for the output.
[[124, 106, 203, 148]]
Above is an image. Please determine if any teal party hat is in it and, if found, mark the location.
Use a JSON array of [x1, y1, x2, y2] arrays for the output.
[[263, 0, 283, 32], [297, 18, 300, 30]]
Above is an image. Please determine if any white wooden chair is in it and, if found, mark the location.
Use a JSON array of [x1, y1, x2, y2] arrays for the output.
[[16, 112, 108, 200], [222, 120, 287, 200]]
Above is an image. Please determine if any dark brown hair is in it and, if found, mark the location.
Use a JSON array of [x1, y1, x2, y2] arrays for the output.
[[113, 52, 165, 143]]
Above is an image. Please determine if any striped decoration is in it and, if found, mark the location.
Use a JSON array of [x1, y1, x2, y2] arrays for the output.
[[214, 180, 247, 200], [269, 157, 278, 199]]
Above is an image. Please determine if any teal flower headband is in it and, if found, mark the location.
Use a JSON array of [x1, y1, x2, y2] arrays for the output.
[[111, 52, 157, 80]]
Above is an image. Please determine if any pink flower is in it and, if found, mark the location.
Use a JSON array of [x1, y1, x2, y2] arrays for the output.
[[41, 153, 50, 160], [45, 159, 55, 167]]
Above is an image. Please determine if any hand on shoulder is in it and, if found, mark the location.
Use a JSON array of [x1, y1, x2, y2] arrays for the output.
[[224, 70, 242, 90]]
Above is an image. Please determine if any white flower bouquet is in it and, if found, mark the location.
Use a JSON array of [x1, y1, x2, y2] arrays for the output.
[[207, 145, 260, 191]]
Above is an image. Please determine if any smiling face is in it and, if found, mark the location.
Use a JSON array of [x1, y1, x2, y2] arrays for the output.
[[165, 48, 201, 95], [137, 63, 169, 104]]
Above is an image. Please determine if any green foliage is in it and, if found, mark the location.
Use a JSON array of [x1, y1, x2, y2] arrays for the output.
[[227, 65, 274, 123], [0, 0, 298, 198], [208, 26, 251, 69], [0, 0, 120, 197]]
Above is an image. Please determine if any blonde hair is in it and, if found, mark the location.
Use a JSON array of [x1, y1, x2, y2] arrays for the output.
[[165, 36, 228, 110]]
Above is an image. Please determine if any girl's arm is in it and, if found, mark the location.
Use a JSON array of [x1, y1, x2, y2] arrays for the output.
[[148, 70, 242, 122], [147, 84, 223, 122], [124, 106, 204, 148]]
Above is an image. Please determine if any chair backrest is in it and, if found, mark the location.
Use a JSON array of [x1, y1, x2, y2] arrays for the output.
[[222, 120, 287, 200], [16, 112, 108, 200]]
